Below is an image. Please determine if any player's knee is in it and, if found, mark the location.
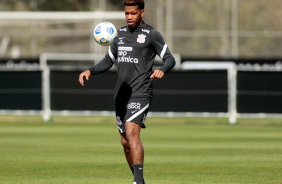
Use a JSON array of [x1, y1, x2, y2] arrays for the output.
[[126, 134, 141, 149], [121, 137, 130, 149]]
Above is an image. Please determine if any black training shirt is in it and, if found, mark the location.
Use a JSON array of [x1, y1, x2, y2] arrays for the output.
[[89, 22, 176, 100]]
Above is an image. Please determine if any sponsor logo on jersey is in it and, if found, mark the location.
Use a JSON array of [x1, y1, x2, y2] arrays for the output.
[[117, 46, 138, 63], [137, 34, 146, 44], [118, 46, 133, 51], [118, 40, 124, 45], [118, 56, 138, 63], [118, 51, 127, 57], [118, 37, 125, 44], [142, 29, 150, 34]]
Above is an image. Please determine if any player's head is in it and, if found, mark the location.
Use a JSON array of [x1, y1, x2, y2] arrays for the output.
[[124, 0, 145, 28], [124, 0, 145, 10]]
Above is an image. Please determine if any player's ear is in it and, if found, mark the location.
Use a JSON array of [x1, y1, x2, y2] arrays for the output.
[[141, 9, 145, 17]]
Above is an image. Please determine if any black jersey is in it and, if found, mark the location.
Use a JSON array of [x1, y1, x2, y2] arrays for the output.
[[89, 22, 175, 100]]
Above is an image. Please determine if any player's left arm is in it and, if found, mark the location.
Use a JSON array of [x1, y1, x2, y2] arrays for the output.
[[150, 30, 176, 79]]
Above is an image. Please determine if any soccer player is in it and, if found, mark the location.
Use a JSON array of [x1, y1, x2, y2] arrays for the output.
[[78, 0, 175, 183]]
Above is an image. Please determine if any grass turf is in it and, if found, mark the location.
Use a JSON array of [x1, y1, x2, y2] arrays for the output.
[[0, 116, 281, 183]]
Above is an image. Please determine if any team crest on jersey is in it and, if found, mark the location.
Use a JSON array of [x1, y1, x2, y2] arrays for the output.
[[137, 34, 146, 44]]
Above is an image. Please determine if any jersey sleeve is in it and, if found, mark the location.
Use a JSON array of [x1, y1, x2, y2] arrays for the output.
[[151, 30, 176, 73], [88, 43, 118, 75]]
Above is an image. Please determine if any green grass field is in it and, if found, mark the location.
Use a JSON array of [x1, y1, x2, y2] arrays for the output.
[[0, 116, 281, 184]]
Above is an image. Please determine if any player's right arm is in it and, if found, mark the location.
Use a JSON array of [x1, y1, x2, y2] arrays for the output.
[[88, 45, 117, 74], [78, 69, 91, 86], [78, 42, 117, 87]]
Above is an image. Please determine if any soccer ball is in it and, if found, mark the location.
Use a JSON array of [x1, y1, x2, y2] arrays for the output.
[[93, 22, 118, 46]]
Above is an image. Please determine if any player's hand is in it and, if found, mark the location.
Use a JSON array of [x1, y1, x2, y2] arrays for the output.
[[150, 69, 164, 79], [78, 70, 91, 86]]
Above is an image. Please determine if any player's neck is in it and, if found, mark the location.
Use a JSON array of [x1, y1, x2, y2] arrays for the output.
[[128, 20, 143, 32]]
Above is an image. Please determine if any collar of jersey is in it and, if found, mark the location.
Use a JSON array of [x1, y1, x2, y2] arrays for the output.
[[126, 21, 146, 32]]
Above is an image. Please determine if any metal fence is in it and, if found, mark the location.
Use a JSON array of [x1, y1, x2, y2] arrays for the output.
[[0, 0, 281, 59]]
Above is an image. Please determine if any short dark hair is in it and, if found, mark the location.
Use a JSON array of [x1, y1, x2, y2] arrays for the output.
[[124, 0, 145, 10]]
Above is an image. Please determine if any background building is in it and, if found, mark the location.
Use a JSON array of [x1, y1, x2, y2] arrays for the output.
[[0, 0, 281, 59]]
